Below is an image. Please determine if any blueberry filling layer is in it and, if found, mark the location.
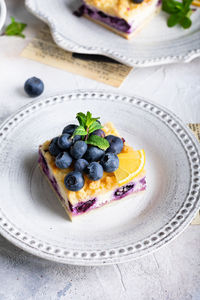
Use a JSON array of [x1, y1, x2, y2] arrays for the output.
[[114, 184, 135, 197], [68, 200, 74, 212], [74, 4, 131, 33], [75, 199, 96, 214], [38, 150, 66, 205], [139, 177, 146, 185], [38, 150, 49, 174]]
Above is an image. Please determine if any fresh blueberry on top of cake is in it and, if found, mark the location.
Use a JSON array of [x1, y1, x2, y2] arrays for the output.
[[74, 0, 161, 39], [38, 111, 146, 220]]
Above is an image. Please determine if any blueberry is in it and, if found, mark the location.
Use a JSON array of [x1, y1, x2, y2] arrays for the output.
[[91, 129, 105, 138], [105, 135, 123, 154], [55, 152, 72, 169], [49, 137, 62, 156], [70, 140, 87, 159], [64, 171, 84, 191], [24, 77, 44, 97], [100, 153, 119, 172], [73, 135, 82, 143], [57, 134, 73, 150], [62, 124, 78, 135], [84, 146, 104, 162], [74, 159, 89, 173], [85, 162, 103, 181]]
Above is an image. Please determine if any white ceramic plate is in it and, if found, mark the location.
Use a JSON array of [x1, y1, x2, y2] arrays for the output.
[[25, 0, 200, 67], [0, 91, 200, 265]]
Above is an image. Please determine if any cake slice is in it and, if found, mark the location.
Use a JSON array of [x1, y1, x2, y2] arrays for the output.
[[74, 0, 161, 39], [38, 113, 146, 220]]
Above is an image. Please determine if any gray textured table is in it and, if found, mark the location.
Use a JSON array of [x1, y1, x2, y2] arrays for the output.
[[0, 1, 200, 299]]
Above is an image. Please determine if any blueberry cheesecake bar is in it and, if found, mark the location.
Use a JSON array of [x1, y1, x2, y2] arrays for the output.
[[38, 112, 146, 220], [74, 0, 161, 39]]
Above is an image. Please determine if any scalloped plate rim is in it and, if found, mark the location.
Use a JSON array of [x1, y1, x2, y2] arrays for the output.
[[0, 90, 200, 265]]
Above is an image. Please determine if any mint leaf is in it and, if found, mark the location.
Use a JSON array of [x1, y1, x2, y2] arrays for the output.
[[182, 0, 192, 9], [76, 112, 87, 127], [88, 121, 102, 134], [186, 10, 192, 18], [167, 14, 180, 27], [162, 0, 193, 29], [72, 125, 87, 137], [91, 117, 100, 123], [85, 111, 100, 127], [86, 111, 92, 127], [74, 111, 102, 141], [180, 16, 192, 28], [174, 2, 183, 10], [162, 0, 181, 14], [5, 17, 27, 38], [86, 135, 109, 150]]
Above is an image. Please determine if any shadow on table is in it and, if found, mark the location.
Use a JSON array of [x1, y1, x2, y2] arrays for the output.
[[0, 234, 87, 271]]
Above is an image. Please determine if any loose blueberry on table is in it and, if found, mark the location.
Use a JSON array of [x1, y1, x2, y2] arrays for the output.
[[38, 111, 146, 219], [24, 77, 44, 97]]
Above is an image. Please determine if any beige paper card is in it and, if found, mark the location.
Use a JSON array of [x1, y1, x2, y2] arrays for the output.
[[188, 124, 200, 225], [21, 28, 132, 87]]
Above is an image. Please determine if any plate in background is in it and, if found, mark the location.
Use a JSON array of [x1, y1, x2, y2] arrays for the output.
[[25, 0, 200, 67]]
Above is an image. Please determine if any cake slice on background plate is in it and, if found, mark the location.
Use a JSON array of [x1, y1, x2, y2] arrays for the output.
[[38, 112, 146, 220], [74, 0, 161, 39]]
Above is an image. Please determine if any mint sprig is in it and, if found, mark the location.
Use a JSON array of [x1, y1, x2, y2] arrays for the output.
[[76, 112, 87, 127], [86, 135, 109, 151], [162, 0, 193, 29], [73, 111, 109, 150], [85, 111, 100, 127], [88, 121, 102, 134], [73, 126, 87, 136], [4, 17, 27, 38]]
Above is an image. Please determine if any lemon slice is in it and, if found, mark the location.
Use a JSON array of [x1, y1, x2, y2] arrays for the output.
[[114, 149, 145, 186]]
